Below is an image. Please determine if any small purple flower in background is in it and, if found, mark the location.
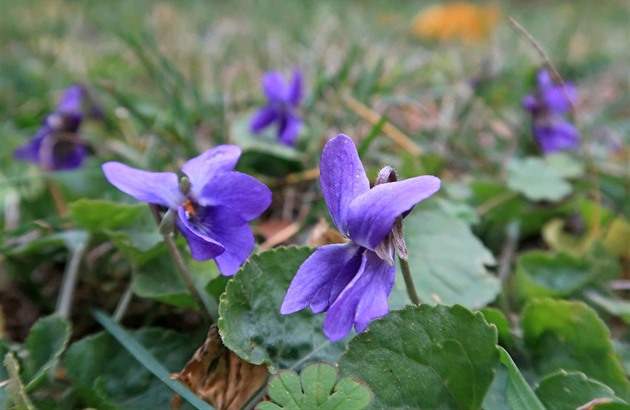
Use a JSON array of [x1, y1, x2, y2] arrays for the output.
[[281, 134, 441, 341], [523, 69, 579, 154], [250, 69, 302, 146], [102, 145, 272, 276], [14, 85, 101, 171]]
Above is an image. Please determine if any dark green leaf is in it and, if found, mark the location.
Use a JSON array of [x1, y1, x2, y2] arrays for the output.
[[480, 308, 514, 347], [513, 251, 597, 301], [218, 247, 346, 372], [483, 347, 545, 410], [257, 362, 372, 410], [394, 209, 499, 309], [105, 228, 164, 265], [23, 314, 71, 391], [130, 252, 196, 308], [338, 304, 499, 409], [65, 313, 211, 409], [535, 371, 627, 410], [3, 353, 36, 410], [587, 292, 630, 324], [522, 299, 630, 400], [68, 199, 147, 231], [0, 340, 8, 408]]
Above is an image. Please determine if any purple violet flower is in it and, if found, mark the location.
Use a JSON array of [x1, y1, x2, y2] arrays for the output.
[[523, 69, 579, 154], [102, 145, 272, 276], [250, 69, 302, 146], [281, 134, 441, 341], [14, 85, 100, 171]]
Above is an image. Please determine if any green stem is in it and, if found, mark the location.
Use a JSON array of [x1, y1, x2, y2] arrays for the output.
[[399, 256, 422, 306], [149, 204, 214, 323], [497, 220, 521, 316]]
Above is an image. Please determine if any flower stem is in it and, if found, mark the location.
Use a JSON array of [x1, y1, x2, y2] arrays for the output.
[[149, 204, 214, 323], [399, 256, 422, 306]]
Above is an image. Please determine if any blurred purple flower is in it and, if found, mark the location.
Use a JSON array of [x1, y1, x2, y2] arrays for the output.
[[102, 145, 272, 276], [250, 69, 302, 146], [14, 85, 101, 171], [281, 134, 441, 341], [523, 69, 579, 154]]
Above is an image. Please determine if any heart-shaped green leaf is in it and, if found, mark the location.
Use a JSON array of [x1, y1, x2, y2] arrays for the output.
[[522, 299, 630, 400], [392, 209, 499, 309], [22, 314, 71, 391], [536, 371, 627, 410], [218, 247, 347, 372], [338, 304, 499, 409], [507, 157, 572, 201]]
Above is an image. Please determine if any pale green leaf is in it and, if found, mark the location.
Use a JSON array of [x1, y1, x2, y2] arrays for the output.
[[392, 209, 499, 309], [507, 157, 571, 201]]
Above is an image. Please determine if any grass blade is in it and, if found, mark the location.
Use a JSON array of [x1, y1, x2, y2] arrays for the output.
[[92, 310, 215, 410]]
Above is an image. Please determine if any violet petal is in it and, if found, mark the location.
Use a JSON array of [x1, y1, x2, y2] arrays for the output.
[[102, 162, 184, 208], [347, 175, 441, 250], [353, 251, 396, 332], [181, 145, 241, 199], [319, 134, 370, 235], [535, 120, 579, 154], [176, 213, 225, 261], [277, 114, 301, 146], [14, 132, 46, 164], [310, 244, 363, 314], [250, 106, 279, 134], [52, 141, 87, 170], [262, 72, 287, 102], [288, 68, 303, 106], [198, 206, 256, 276], [522, 95, 538, 112], [281, 243, 361, 315], [322, 250, 395, 341], [543, 83, 577, 114], [55, 85, 84, 117], [198, 171, 272, 221]]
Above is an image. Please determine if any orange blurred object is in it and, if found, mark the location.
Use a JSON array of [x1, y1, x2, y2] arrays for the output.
[[411, 2, 499, 43]]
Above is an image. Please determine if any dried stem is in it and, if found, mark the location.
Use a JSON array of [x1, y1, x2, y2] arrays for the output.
[[113, 281, 134, 322], [149, 204, 214, 323], [344, 95, 422, 156], [56, 239, 89, 320], [508, 16, 575, 114], [610, 280, 630, 291], [399, 256, 422, 306], [46, 179, 68, 217]]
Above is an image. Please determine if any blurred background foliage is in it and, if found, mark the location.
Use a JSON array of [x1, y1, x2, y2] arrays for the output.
[[0, 0, 628, 408]]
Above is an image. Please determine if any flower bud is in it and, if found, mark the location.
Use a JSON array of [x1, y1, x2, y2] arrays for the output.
[[179, 176, 191, 195], [159, 209, 176, 235], [375, 166, 397, 186]]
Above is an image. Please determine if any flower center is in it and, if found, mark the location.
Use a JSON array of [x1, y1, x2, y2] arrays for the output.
[[183, 198, 196, 219], [373, 166, 408, 265]]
